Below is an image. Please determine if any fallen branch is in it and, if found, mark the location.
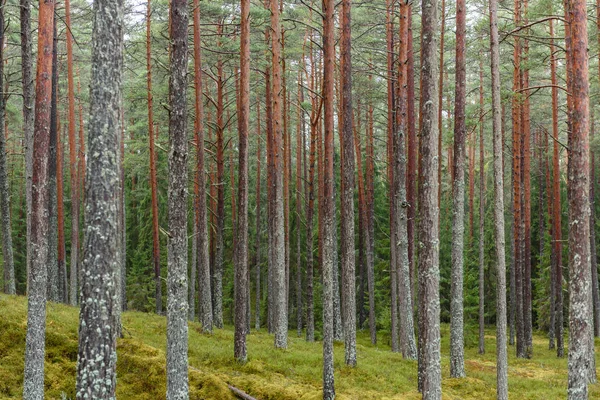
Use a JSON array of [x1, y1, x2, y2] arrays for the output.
[[228, 384, 259, 400]]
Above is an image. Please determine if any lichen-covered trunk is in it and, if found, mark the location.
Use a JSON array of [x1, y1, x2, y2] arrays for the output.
[[406, 6, 417, 298], [270, 0, 287, 349], [21, 0, 34, 296], [57, 93, 67, 304], [417, 0, 441, 395], [233, 0, 250, 362], [166, 0, 190, 397], [339, 0, 356, 361], [450, 0, 466, 378], [591, 119, 600, 338], [46, 18, 59, 302], [192, 0, 212, 333], [322, 0, 336, 395], [23, 1, 55, 397], [566, 0, 594, 395], [75, 0, 122, 398], [395, 2, 417, 361], [0, 4, 14, 295], [489, 0, 509, 395]]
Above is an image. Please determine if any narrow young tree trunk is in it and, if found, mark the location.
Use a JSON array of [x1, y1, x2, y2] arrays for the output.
[[21, 0, 35, 295], [469, 136, 475, 240], [213, 24, 225, 328], [0, 3, 14, 295], [417, 0, 442, 395], [254, 102, 262, 331], [75, 2, 123, 398], [23, 1, 55, 397], [489, 0, 509, 394], [395, 2, 418, 360], [406, 4, 417, 296], [340, 0, 357, 361], [66, 0, 80, 307], [264, 42, 274, 333], [146, 0, 162, 315], [551, 14, 564, 360], [57, 99, 67, 303], [322, 0, 336, 394], [450, 0, 467, 377], [591, 118, 600, 338], [512, 0, 526, 358], [385, 0, 398, 353], [295, 73, 303, 337], [521, 0, 533, 356], [192, 0, 212, 332], [270, 0, 287, 349], [566, 0, 593, 395], [438, 0, 445, 211], [46, 18, 59, 302], [478, 55, 485, 356], [234, 0, 250, 362], [166, 0, 190, 397], [305, 108, 317, 342]]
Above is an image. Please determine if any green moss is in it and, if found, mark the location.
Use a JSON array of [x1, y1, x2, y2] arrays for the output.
[[1, 294, 600, 399]]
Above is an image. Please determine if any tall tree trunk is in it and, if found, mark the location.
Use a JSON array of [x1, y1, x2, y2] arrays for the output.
[[406, 3, 417, 297], [322, 0, 336, 395], [270, 0, 287, 349], [57, 97, 67, 303], [566, 0, 594, 395], [146, 0, 162, 315], [21, 0, 34, 295], [305, 102, 317, 342], [591, 118, 600, 338], [340, 0, 357, 362], [295, 73, 303, 337], [23, 1, 55, 397], [438, 0, 445, 213], [550, 12, 564, 360], [66, 0, 80, 307], [166, 0, 190, 397], [254, 102, 262, 331], [193, 0, 212, 333], [385, 0, 399, 353], [489, 0, 509, 394], [450, 0, 467, 377], [46, 17, 59, 302], [234, 0, 250, 362], [213, 23, 225, 329], [417, 0, 441, 394], [75, 1, 123, 398], [395, 1, 418, 360], [478, 55, 485, 356], [512, 0, 526, 358], [521, 0, 533, 357], [0, 3, 14, 295]]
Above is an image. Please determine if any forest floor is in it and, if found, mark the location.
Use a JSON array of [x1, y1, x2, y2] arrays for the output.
[[1, 294, 599, 399]]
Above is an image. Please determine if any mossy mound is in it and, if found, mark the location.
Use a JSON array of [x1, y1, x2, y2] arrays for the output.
[[2, 294, 600, 399]]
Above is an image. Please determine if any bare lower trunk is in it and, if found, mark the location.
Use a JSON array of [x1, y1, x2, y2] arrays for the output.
[[417, 0, 442, 394], [0, 4, 14, 295], [166, 1, 190, 397], [450, 0, 466, 377], [234, 0, 250, 362], [489, 0, 509, 394], [46, 18, 59, 302], [75, 2, 123, 398], [395, 2, 417, 360], [193, 0, 212, 333], [566, 0, 594, 395], [23, 1, 55, 397], [21, 0, 34, 296]]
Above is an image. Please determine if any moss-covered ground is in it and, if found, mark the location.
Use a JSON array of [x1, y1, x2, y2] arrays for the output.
[[1, 294, 599, 399]]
